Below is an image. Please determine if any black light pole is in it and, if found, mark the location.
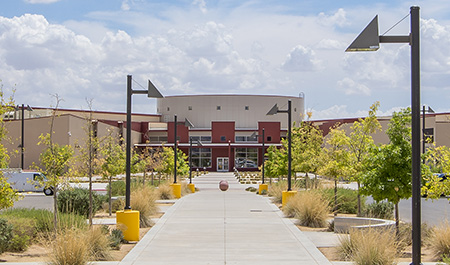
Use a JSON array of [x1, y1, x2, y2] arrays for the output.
[[267, 100, 292, 191], [174, 115, 178, 184], [125, 75, 164, 210], [346, 6, 422, 264], [251, 128, 266, 184], [20, 104, 25, 169]]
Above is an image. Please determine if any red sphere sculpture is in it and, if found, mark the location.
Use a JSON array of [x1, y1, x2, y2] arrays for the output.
[[219, 180, 229, 191]]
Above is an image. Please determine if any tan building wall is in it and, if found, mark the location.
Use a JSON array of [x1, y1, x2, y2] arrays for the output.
[[3, 113, 144, 170]]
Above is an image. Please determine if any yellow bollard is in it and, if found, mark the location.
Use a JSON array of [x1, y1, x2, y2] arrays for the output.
[[116, 209, 140, 241], [188, 183, 195, 193], [170, 183, 182, 198], [282, 190, 297, 208], [258, 184, 268, 194]]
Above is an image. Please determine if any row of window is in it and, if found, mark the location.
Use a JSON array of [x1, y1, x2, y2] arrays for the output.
[[190, 148, 258, 169], [166, 106, 251, 111], [148, 135, 271, 143]]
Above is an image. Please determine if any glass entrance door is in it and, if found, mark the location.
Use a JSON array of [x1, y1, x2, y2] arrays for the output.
[[217, 157, 229, 172]]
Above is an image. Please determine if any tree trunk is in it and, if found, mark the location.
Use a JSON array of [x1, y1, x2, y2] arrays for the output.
[[357, 181, 361, 217], [89, 168, 93, 227], [143, 170, 146, 186], [151, 170, 154, 186], [334, 177, 338, 216], [53, 186, 58, 233], [395, 202, 400, 236], [305, 172, 308, 190], [108, 176, 112, 216]]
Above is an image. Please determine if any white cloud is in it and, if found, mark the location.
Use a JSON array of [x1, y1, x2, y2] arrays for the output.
[[281, 45, 321, 72], [192, 0, 208, 14], [23, 0, 60, 4], [317, 8, 348, 27], [121, 0, 131, 11], [337, 77, 371, 96]]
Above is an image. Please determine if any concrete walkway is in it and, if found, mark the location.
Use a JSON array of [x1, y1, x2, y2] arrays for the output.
[[119, 172, 332, 265]]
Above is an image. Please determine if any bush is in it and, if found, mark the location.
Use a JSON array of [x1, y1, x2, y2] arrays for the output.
[[57, 188, 103, 217], [0, 208, 87, 235], [6, 217, 36, 252], [337, 228, 398, 264], [86, 226, 112, 261], [107, 180, 126, 197], [0, 218, 12, 254], [109, 229, 124, 250], [131, 185, 159, 228], [48, 228, 89, 265], [364, 201, 394, 220], [157, 182, 174, 200], [430, 221, 450, 260], [284, 190, 329, 228], [320, 188, 364, 214], [268, 180, 301, 204]]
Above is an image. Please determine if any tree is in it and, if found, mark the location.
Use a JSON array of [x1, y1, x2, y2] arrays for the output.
[[319, 126, 351, 215], [344, 102, 381, 216], [100, 130, 125, 216], [135, 144, 163, 186], [422, 143, 450, 199], [70, 100, 102, 225], [160, 146, 189, 180], [361, 108, 412, 234], [36, 95, 74, 232], [291, 121, 323, 189], [0, 83, 20, 209], [264, 145, 287, 182]]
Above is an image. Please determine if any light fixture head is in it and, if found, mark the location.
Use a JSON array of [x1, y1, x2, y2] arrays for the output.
[[346, 15, 380, 52], [148, 80, 164, 98], [266, 104, 279, 115]]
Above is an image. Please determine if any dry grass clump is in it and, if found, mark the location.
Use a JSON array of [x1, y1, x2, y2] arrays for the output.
[[157, 182, 175, 200], [283, 190, 329, 228], [430, 220, 450, 261], [131, 185, 159, 228], [85, 226, 113, 261], [337, 228, 398, 265], [268, 180, 300, 204], [48, 229, 89, 265]]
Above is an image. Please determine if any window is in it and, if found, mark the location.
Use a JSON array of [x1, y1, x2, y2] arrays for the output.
[[167, 107, 170, 111], [191, 148, 212, 168], [235, 135, 257, 142], [217, 106, 221, 110], [188, 106, 192, 110], [191, 136, 211, 143], [424, 128, 434, 143], [267, 136, 272, 142], [220, 136, 226, 142], [245, 106, 249, 110], [235, 148, 258, 168]]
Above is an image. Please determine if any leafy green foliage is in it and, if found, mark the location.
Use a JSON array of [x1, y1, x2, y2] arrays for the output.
[[0, 176, 20, 209], [361, 108, 412, 205], [57, 188, 104, 217], [107, 180, 126, 197], [319, 188, 364, 214], [109, 229, 124, 250], [364, 201, 394, 220], [160, 146, 189, 177], [265, 145, 287, 179], [0, 218, 12, 254]]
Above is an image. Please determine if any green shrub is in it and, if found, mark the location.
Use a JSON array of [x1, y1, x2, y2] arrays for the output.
[[364, 201, 394, 219], [109, 229, 124, 250], [319, 188, 365, 214], [107, 180, 126, 197], [0, 208, 87, 235], [6, 217, 36, 252], [0, 218, 12, 254], [57, 188, 103, 217]]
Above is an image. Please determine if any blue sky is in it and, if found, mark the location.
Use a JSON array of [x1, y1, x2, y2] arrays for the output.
[[1, 0, 450, 119]]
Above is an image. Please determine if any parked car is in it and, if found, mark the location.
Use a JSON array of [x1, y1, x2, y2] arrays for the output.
[[2, 169, 53, 196]]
